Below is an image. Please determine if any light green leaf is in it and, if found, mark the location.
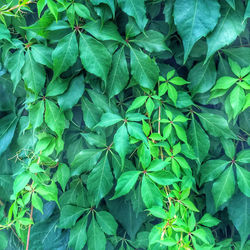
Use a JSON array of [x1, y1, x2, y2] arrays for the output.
[[106, 47, 129, 98], [230, 85, 245, 118], [52, 32, 78, 79], [127, 96, 148, 112], [117, 0, 147, 31], [96, 211, 118, 235], [32, 193, 43, 214], [45, 100, 65, 137], [13, 172, 30, 195], [198, 213, 220, 227], [22, 50, 46, 94], [87, 218, 106, 250], [211, 76, 238, 91], [58, 205, 85, 229], [111, 171, 141, 199], [47, 0, 58, 21], [228, 58, 241, 77], [236, 165, 250, 197], [130, 48, 159, 90], [192, 229, 210, 244], [173, 124, 188, 144], [147, 171, 179, 185], [0, 23, 11, 41], [206, 2, 245, 62], [141, 175, 163, 208], [169, 77, 189, 86], [79, 33, 111, 82], [36, 182, 58, 205], [243, 93, 250, 111], [147, 206, 167, 219], [168, 84, 177, 104], [174, 0, 220, 62], [46, 78, 69, 97], [212, 165, 235, 209]]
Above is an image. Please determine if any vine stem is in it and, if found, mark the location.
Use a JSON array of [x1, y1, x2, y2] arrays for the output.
[[25, 204, 33, 250]]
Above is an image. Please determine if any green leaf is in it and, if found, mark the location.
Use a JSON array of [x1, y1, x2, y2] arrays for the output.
[[22, 50, 46, 94], [205, 2, 245, 62], [141, 175, 163, 208], [111, 171, 141, 199], [36, 182, 58, 205], [244, 0, 250, 21], [81, 132, 106, 147], [52, 32, 78, 79], [243, 93, 250, 111], [130, 48, 159, 90], [58, 74, 85, 111], [0, 23, 11, 41], [54, 163, 70, 192], [0, 114, 18, 156], [147, 159, 169, 172], [46, 78, 69, 97], [198, 213, 220, 227], [192, 229, 210, 244], [147, 206, 167, 219], [106, 46, 129, 98], [181, 199, 199, 212], [87, 155, 113, 206], [236, 149, 250, 163], [96, 211, 118, 235], [84, 20, 123, 42], [212, 165, 235, 209], [87, 217, 106, 250], [236, 165, 250, 197], [200, 159, 229, 185], [187, 116, 210, 164], [45, 100, 65, 137], [66, 4, 75, 28], [7, 49, 25, 90], [147, 171, 179, 185], [47, 0, 58, 21], [32, 193, 43, 214], [228, 192, 250, 249], [225, 0, 235, 9], [198, 112, 236, 139], [174, 0, 220, 62], [133, 30, 169, 53], [228, 58, 241, 77], [79, 33, 111, 82], [173, 124, 188, 144], [13, 172, 30, 195], [96, 113, 123, 127], [74, 3, 92, 20], [58, 205, 85, 229], [117, 0, 147, 31], [29, 101, 44, 130], [114, 124, 129, 166], [221, 138, 235, 159], [68, 216, 88, 250], [168, 84, 177, 105], [31, 44, 53, 68], [71, 149, 103, 175], [230, 85, 245, 118], [91, 0, 115, 16], [169, 77, 189, 86], [188, 60, 216, 95], [211, 76, 238, 91], [127, 96, 148, 112]]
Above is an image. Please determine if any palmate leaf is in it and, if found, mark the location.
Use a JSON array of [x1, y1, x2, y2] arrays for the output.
[[79, 33, 112, 82], [174, 0, 220, 63], [87, 155, 113, 206], [52, 31, 78, 79]]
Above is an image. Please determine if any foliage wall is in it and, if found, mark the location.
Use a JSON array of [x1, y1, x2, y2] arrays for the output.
[[0, 0, 250, 249]]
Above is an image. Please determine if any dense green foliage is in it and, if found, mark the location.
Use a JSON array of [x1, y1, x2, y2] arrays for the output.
[[0, 0, 250, 249]]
